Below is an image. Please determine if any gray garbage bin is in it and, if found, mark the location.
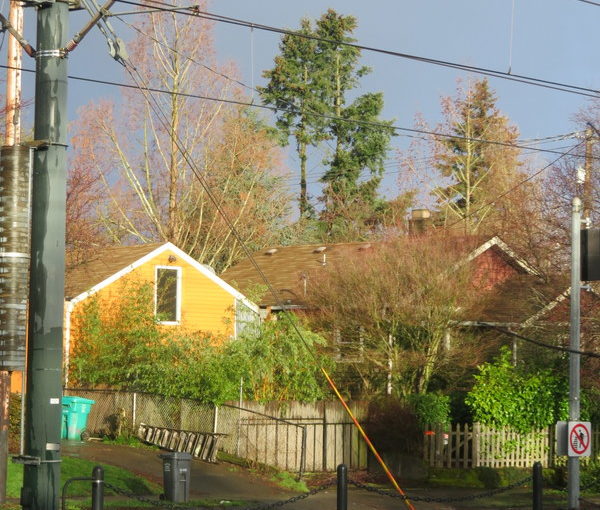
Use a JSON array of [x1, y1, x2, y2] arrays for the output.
[[159, 452, 192, 503]]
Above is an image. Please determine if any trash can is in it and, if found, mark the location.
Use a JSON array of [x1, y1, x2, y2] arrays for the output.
[[159, 452, 192, 503], [62, 396, 95, 440]]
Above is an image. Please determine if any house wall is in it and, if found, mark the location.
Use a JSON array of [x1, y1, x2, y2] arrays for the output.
[[471, 248, 520, 290], [66, 248, 237, 362]]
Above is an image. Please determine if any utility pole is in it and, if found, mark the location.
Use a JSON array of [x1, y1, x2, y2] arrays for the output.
[[582, 127, 594, 222], [5, 0, 23, 145], [19, 1, 69, 509], [0, 0, 27, 504], [569, 196, 582, 510]]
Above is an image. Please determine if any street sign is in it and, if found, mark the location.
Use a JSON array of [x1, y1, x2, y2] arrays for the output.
[[568, 421, 592, 457]]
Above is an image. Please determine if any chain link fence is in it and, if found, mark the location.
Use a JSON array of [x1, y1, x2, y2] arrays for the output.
[[64, 389, 367, 474]]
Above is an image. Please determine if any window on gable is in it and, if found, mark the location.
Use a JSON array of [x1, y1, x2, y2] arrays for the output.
[[155, 267, 180, 323], [235, 299, 260, 338], [333, 325, 364, 363]]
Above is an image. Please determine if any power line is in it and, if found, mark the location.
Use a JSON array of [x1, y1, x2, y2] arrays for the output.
[[4, 62, 589, 162], [576, 0, 600, 6], [112, 0, 600, 100], [111, 14, 587, 162], [489, 324, 600, 359]]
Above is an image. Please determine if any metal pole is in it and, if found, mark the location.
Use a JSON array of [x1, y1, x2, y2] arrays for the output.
[[568, 197, 581, 510], [532, 461, 543, 510], [91, 466, 104, 510], [5, 0, 23, 145], [336, 464, 348, 510], [21, 0, 69, 508]]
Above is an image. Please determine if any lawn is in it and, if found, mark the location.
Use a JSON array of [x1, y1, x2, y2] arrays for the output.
[[6, 456, 160, 500]]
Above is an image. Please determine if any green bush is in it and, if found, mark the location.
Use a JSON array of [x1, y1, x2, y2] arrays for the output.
[[582, 459, 600, 491], [407, 393, 450, 426], [70, 285, 330, 404], [465, 347, 568, 433]]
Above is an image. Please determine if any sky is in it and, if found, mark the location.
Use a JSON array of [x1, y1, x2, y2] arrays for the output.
[[10, 0, 600, 207]]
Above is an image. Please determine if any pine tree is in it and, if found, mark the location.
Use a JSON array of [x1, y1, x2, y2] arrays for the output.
[[259, 19, 329, 217], [261, 10, 394, 237]]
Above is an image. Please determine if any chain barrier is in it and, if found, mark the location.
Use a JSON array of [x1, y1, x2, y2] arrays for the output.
[[102, 479, 336, 510], [348, 475, 533, 503], [580, 497, 600, 509]]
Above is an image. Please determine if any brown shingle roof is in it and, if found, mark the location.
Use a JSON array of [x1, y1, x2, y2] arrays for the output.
[[474, 274, 569, 324], [221, 242, 374, 308], [65, 243, 164, 300]]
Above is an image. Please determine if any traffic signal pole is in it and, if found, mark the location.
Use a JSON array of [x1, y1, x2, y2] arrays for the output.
[[20, 1, 69, 509]]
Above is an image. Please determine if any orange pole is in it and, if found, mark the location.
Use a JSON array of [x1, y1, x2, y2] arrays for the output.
[[321, 368, 416, 510]]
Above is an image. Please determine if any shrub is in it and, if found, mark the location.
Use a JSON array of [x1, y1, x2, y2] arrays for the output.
[[465, 347, 568, 433], [365, 398, 422, 455], [407, 393, 450, 427]]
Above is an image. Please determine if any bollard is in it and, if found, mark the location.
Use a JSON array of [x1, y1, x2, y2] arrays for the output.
[[532, 461, 543, 510], [337, 464, 348, 510], [92, 466, 105, 510]]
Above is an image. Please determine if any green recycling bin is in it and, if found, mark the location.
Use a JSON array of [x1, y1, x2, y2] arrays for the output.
[[62, 396, 95, 440]]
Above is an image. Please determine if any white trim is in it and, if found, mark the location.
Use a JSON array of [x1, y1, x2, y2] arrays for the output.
[[521, 288, 570, 327], [466, 236, 540, 276], [67, 242, 259, 313], [155, 265, 182, 325]]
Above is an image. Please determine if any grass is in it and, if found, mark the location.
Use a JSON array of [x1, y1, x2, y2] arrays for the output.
[[5, 455, 160, 500], [269, 472, 308, 493]]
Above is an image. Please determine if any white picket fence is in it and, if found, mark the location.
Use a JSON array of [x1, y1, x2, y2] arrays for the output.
[[424, 423, 599, 468]]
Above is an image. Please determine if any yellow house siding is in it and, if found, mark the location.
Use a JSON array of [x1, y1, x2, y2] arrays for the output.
[[68, 248, 238, 357]]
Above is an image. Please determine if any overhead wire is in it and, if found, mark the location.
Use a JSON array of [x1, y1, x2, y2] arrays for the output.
[[488, 325, 600, 359], [0, 55, 591, 163], [442, 139, 585, 231], [109, 11, 590, 195], [111, 0, 600, 99]]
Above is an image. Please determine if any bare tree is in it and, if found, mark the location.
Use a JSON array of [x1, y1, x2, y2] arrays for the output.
[[70, 7, 292, 272], [305, 234, 485, 397]]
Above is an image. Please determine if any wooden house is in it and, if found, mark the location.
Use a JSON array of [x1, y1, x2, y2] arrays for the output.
[[11, 242, 258, 391]]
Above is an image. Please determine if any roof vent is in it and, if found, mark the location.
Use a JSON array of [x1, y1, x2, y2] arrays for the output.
[[265, 248, 278, 255], [313, 246, 327, 253]]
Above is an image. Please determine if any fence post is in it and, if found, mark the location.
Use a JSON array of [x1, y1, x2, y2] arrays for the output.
[[298, 426, 307, 480], [92, 466, 104, 510], [322, 417, 327, 472], [336, 464, 347, 510], [132, 392, 137, 430], [532, 461, 543, 510], [213, 405, 219, 434]]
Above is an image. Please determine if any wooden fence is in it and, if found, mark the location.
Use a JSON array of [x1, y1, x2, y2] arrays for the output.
[[424, 423, 599, 468]]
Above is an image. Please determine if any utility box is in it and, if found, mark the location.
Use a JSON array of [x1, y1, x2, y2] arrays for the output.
[[160, 452, 192, 503]]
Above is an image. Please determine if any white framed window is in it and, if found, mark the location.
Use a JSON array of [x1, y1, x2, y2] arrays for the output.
[[333, 325, 364, 363], [155, 266, 181, 324]]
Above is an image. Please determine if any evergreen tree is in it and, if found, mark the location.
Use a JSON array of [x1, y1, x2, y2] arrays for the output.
[[261, 10, 395, 237], [433, 79, 522, 234], [315, 11, 394, 240], [259, 19, 329, 217]]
